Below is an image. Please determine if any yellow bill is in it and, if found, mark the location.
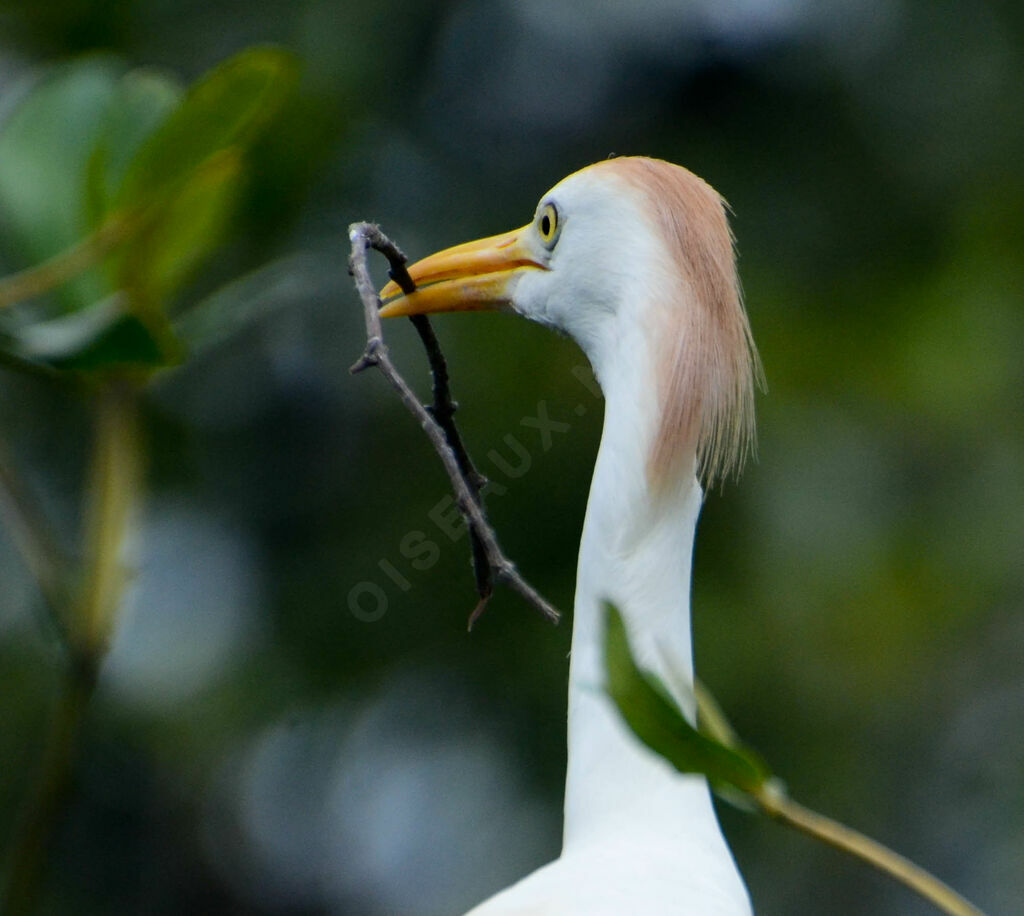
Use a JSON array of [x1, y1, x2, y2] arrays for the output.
[[378, 226, 546, 317]]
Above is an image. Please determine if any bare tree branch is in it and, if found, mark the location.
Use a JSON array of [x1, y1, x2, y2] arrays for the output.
[[378, 238, 493, 609], [347, 222, 559, 627], [407, 315, 492, 608], [2, 384, 142, 916], [0, 434, 71, 644]]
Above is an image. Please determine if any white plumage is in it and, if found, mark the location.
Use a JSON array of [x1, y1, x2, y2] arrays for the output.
[[381, 157, 760, 914]]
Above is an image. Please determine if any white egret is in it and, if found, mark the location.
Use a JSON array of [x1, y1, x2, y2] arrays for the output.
[[381, 157, 761, 914]]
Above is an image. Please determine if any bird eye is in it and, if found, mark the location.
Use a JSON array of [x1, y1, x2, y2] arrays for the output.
[[537, 202, 560, 248]]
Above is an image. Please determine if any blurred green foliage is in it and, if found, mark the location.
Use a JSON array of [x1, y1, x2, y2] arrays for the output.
[[0, 47, 297, 373], [0, 44, 298, 914], [0, 2, 1021, 915]]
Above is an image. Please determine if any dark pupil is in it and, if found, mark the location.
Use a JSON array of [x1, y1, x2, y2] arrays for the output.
[[541, 213, 551, 236]]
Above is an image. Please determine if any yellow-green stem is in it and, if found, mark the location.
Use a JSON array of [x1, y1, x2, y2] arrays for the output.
[[694, 679, 985, 915], [1, 384, 142, 916], [75, 386, 142, 656], [0, 215, 135, 311], [752, 783, 986, 916]]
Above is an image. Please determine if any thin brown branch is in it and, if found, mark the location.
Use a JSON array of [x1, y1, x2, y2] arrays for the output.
[[1, 653, 97, 916], [347, 222, 558, 626], [0, 435, 71, 644], [408, 314, 492, 605], [2, 384, 142, 916], [375, 234, 493, 605]]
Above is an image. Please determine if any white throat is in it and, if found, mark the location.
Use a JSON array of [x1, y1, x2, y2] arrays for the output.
[[561, 318, 746, 903]]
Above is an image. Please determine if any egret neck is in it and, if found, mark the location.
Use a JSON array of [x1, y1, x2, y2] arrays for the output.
[[564, 317, 714, 850], [378, 156, 758, 913]]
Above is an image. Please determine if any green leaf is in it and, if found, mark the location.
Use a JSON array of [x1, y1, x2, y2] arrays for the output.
[[171, 254, 315, 359], [120, 147, 243, 307], [0, 60, 182, 316], [7, 296, 180, 373], [0, 58, 122, 312], [604, 602, 770, 795], [85, 68, 183, 229], [0, 46, 296, 373], [115, 46, 298, 209]]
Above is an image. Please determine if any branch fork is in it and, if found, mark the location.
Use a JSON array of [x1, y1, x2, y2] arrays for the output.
[[348, 222, 559, 628]]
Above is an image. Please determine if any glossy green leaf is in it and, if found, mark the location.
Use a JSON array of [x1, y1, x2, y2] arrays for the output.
[[120, 147, 243, 307], [0, 58, 122, 312], [8, 296, 180, 372], [0, 60, 182, 317], [0, 46, 296, 374], [172, 254, 314, 359], [85, 68, 183, 228], [604, 603, 770, 795], [115, 46, 298, 209]]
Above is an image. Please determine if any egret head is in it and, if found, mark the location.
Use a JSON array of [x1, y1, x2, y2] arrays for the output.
[[380, 156, 761, 489]]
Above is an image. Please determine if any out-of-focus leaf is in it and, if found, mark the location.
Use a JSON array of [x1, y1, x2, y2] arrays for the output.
[[171, 253, 321, 359], [85, 68, 183, 228], [604, 603, 770, 795], [8, 296, 180, 372], [115, 46, 298, 209], [0, 61, 181, 316], [0, 58, 122, 312], [0, 46, 296, 375], [120, 148, 243, 307]]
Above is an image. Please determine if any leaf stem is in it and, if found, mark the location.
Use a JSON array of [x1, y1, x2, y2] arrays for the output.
[[753, 783, 985, 916], [0, 435, 71, 642], [693, 684, 985, 915], [74, 384, 142, 656], [0, 215, 136, 311], [1, 383, 142, 916], [0, 654, 97, 916]]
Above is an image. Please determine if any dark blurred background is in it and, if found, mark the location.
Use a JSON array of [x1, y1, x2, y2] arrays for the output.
[[1, 1, 1022, 913]]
